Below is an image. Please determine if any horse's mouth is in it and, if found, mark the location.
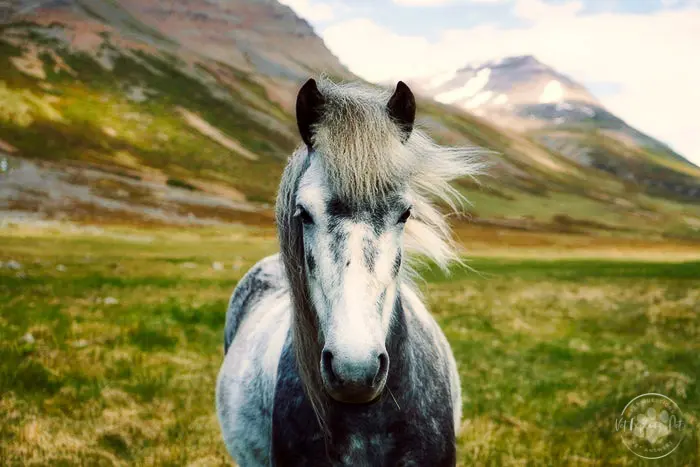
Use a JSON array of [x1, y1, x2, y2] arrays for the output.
[[324, 385, 385, 405], [321, 370, 387, 404]]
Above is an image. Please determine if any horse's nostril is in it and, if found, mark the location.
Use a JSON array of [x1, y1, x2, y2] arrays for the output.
[[322, 348, 389, 396], [322, 350, 338, 383], [374, 352, 389, 386]]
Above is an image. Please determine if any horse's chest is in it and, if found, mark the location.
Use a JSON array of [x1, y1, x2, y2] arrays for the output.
[[273, 408, 451, 467], [328, 428, 398, 466], [272, 376, 455, 467], [327, 412, 453, 467]]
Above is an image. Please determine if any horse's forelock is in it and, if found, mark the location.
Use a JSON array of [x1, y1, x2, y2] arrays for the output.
[[309, 78, 486, 269], [312, 80, 414, 201]]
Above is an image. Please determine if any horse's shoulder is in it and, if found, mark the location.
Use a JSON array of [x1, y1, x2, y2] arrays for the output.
[[224, 254, 287, 353], [242, 254, 286, 285], [400, 284, 462, 435], [399, 285, 440, 332]]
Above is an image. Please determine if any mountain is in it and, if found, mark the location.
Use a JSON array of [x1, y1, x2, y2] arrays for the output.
[[413, 55, 700, 199], [1, 2, 700, 238], [414, 55, 679, 156], [16, 0, 351, 106], [415, 56, 600, 129], [0, 0, 353, 225]]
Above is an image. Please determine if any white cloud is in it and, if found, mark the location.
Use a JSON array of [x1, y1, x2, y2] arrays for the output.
[[322, 0, 700, 164], [393, 0, 505, 5], [393, 0, 451, 5], [324, 18, 438, 79], [278, 0, 335, 22], [514, 0, 582, 20], [662, 0, 700, 6]]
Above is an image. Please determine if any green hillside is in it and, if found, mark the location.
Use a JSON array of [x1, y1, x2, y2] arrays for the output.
[[1, 8, 700, 239]]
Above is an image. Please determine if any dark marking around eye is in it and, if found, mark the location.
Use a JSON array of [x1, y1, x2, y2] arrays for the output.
[[326, 216, 341, 233], [369, 204, 388, 236], [331, 229, 347, 265], [363, 235, 376, 273], [306, 252, 316, 276], [294, 205, 314, 225], [392, 251, 402, 277], [326, 197, 353, 219], [369, 195, 406, 235], [398, 208, 411, 224]]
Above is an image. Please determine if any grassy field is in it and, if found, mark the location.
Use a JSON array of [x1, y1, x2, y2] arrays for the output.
[[1, 223, 699, 466]]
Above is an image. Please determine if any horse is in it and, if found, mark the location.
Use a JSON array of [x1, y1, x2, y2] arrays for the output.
[[216, 78, 482, 466]]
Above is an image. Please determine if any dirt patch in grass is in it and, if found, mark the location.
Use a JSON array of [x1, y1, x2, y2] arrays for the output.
[[177, 107, 259, 161]]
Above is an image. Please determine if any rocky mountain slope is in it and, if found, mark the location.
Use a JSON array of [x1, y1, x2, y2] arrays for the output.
[[414, 56, 681, 156], [1, 1, 699, 239], [413, 55, 700, 200]]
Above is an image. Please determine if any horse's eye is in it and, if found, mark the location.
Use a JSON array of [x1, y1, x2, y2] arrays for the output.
[[398, 208, 411, 224], [295, 206, 314, 225]]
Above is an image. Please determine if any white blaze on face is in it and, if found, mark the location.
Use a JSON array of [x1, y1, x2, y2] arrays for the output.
[[331, 223, 385, 358], [296, 158, 407, 362], [376, 230, 401, 335]]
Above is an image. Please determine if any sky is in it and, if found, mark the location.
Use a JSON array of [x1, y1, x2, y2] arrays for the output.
[[278, 0, 700, 166]]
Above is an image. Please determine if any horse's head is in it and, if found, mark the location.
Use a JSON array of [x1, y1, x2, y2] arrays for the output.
[[290, 79, 415, 404], [278, 78, 479, 412]]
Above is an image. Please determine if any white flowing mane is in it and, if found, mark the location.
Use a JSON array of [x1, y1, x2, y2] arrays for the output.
[[308, 78, 484, 270]]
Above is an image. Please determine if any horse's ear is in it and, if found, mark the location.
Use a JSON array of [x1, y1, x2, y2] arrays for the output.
[[296, 78, 325, 149], [387, 81, 416, 142]]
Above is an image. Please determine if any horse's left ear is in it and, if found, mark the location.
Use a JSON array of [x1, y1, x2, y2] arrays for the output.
[[296, 78, 326, 150], [387, 81, 416, 143]]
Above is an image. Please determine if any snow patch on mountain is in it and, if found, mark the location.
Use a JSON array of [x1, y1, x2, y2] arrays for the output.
[[435, 68, 491, 104], [465, 90, 493, 109], [540, 80, 563, 103], [581, 106, 596, 117], [494, 93, 508, 105]]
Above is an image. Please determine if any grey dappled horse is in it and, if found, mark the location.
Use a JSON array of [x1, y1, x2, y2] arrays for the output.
[[216, 78, 481, 466]]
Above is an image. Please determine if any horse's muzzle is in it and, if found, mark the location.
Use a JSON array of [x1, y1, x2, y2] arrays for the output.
[[320, 348, 389, 403]]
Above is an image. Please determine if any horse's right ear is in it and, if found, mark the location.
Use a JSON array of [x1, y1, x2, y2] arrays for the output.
[[296, 78, 325, 149], [387, 81, 416, 143]]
